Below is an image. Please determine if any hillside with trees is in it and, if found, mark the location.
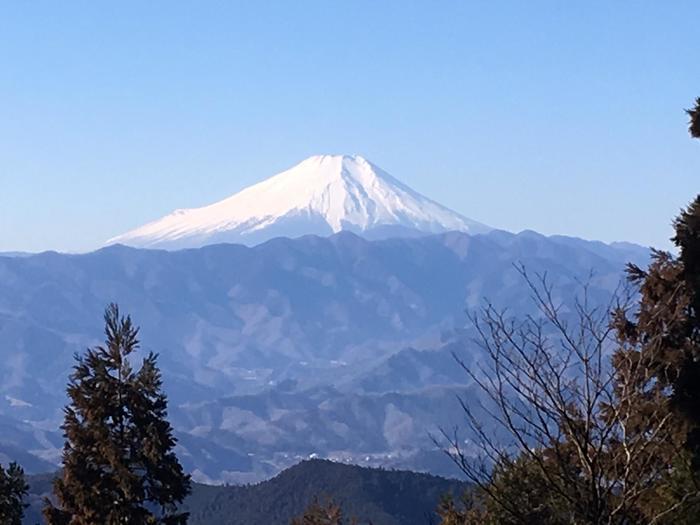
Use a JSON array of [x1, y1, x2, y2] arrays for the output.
[[22, 460, 466, 525]]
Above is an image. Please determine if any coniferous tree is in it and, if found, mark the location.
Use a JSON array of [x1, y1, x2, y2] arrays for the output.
[[600, 103, 700, 520], [0, 462, 28, 525], [44, 304, 191, 524], [610, 196, 700, 520], [613, 99, 700, 474]]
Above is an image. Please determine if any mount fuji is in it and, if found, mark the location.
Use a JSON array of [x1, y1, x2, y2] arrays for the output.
[[108, 154, 492, 249]]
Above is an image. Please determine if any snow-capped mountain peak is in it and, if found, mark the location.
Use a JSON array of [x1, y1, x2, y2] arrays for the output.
[[107, 154, 492, 249]]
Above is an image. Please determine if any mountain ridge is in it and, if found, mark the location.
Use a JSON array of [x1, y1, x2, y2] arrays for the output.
[[0, 229, 649, 482]]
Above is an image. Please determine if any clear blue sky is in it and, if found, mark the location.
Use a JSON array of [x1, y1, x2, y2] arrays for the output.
[[1, 1, 698, 252]]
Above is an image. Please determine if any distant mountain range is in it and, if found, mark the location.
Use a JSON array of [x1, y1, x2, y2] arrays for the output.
[[107, 154, 492, 249], [23, 459, 468, 525], [0, 229, 649, 482]]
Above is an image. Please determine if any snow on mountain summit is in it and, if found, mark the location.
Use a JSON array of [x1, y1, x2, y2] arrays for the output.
[[107, 154, 492, 249]]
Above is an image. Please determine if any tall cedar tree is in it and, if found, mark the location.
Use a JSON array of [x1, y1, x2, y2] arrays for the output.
[[44, 304, 191, 524], [606, 102, 700, 520], [0, 462, 28, 525], [613, 102, 700, 471]]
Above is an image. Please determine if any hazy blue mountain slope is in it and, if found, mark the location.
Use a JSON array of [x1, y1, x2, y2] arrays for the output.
[[0, 230, 648, 480]]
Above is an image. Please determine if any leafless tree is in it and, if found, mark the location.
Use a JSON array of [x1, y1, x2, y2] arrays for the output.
[[440, 265, 699, 524]]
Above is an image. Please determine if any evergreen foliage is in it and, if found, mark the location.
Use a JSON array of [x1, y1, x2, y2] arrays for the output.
[[608, 103, 700, 519], [610, 194, 700, 521], [0, 462, 28, 525], [43, 304, 191, 524], [687, 97, 700, 138]]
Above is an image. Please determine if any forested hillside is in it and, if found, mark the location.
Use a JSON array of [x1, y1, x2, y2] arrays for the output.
[[23, 460, 466, 525]]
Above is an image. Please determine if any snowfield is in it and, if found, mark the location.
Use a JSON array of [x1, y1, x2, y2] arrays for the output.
[[107, 154, 492, 249]]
